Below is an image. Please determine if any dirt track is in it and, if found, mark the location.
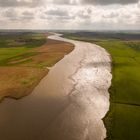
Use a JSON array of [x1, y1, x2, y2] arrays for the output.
[[0, 34, 112, 140]]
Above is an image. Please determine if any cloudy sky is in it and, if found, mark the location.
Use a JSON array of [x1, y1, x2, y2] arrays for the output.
[[0, 0, 140, 30]]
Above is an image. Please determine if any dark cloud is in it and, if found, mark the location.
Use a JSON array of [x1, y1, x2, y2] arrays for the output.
[[49, 0, 140, 5], [102, 12, 119, 18], [80, 0, 140, 5], [76, 9, 91, 19], [41, 9, 74, 21], [0, 0, 139, 8], [2, 9, 18, 20], [77, 13, 90, 19], [2, 9, 35, 21], [51, 0, 70, 5], [46, 9, 69, 17], [22, 11, 35, 20], [0, 0, 44, 7]]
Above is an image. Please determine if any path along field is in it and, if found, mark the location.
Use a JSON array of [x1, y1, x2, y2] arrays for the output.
[[0, 32, 74, 101], [63, 32, 140, 140]]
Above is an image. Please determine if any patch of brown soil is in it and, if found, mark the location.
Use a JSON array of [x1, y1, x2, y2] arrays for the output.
[[32, 39, 74, 63], [0, 67, 48, 100]]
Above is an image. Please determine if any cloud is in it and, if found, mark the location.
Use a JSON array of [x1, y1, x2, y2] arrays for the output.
[[80, 0, 140, 5], [75, 8, 92, 19], [51, 0, 71, 5], [0, 0, 44, 7], [138, 2, 140, 7], [0, 0, 139, 30], [0, 0, 139, 8], [40, 8, 75, 21], [22, 11, 35, 20], [2, 8, 35, 21], [2, 9, 19, 20], [47, 0, 140, 5], [46, 9, 69, 17], [102, 12, 119, 18]]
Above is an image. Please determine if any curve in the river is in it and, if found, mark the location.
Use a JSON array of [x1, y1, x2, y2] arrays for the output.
[[0, 34, 112, 140]]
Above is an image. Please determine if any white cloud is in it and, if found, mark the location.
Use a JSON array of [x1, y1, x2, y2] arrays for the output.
[[0, 0, 139, 30]]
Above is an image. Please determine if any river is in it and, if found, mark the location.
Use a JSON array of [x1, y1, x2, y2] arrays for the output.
[[0, 34, 112, 140]]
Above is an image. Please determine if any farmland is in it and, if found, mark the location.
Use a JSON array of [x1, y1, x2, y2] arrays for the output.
[[0, 32, 74, 101]]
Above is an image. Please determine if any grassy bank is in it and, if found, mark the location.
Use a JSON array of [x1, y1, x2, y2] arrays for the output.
[[63, 32, 140, 140], [0, 32, 74, 101]]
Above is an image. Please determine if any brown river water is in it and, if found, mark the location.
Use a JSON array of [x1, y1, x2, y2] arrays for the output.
[[0, 34, 112, 140]]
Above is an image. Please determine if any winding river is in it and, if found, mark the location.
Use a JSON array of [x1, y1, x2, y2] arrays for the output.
[[0, 34, 112, 140]]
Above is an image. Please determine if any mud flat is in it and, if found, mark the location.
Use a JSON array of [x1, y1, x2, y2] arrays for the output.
[[0, 34, 112, 140]]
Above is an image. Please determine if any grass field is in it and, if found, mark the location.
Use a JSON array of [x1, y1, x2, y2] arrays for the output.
[[63, 32, 140, 140], [0, 32, 74, 101]]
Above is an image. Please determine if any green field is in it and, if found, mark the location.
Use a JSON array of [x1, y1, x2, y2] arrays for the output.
[[97, 40, 140, 140], [63, 32, 140, 140], [0, 32, 46, 66]]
